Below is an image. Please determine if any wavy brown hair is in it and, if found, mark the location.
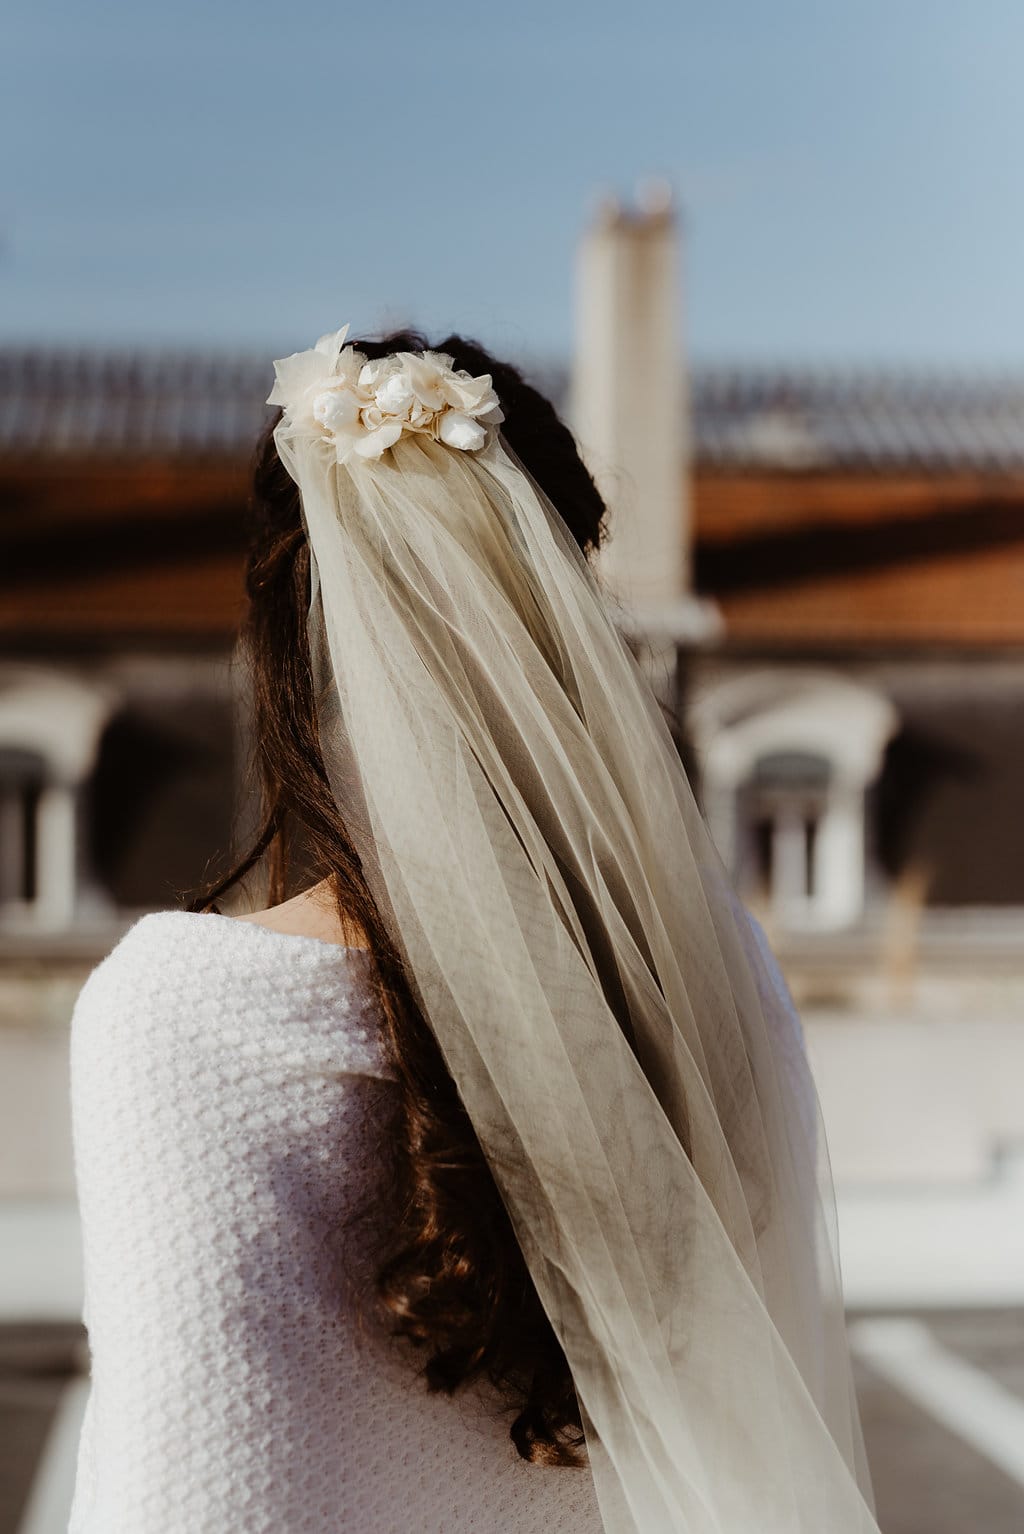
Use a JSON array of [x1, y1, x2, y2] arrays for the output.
[[190, 331, 612, 1466]]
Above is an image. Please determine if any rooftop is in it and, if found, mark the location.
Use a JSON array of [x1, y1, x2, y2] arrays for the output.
[[3, 348, 1024, 650], [5, 348, 1024, 474]]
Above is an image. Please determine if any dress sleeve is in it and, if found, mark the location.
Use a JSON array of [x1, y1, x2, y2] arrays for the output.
[[66, 915, 395, 1534]]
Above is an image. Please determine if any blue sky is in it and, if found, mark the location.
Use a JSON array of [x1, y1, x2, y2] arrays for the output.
[[3, 0, 1023, 368]]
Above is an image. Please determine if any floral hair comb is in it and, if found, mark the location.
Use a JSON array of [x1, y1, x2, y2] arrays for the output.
[[267, 324, 505, 465]]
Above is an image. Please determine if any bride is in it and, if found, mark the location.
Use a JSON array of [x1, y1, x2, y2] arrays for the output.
[[67, 325, 881, 1531]]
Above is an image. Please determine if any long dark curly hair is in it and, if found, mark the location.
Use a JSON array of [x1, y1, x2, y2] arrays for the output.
[[190, 330, 612, 1467]]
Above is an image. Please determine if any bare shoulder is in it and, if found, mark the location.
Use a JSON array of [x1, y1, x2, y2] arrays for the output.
[[233, 878, 371, 950]]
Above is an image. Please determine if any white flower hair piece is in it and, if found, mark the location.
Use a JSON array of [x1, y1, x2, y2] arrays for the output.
[[267, 324, 505, 465]]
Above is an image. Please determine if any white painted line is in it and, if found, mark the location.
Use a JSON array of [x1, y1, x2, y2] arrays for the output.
[[16, 1376, 90, 1534], [849, 1317, 1024, 1489]]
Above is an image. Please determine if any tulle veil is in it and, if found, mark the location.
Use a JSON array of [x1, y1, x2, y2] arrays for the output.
[[267, 329, 881, 1534]]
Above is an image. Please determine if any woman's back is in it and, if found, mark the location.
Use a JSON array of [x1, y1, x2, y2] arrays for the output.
[[68, 910, 605, 1533]]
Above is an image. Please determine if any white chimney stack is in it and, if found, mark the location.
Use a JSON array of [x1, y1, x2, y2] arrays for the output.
[[569, 184, 718, 649]]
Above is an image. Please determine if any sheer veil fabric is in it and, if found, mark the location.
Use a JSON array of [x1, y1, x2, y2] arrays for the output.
[[269, 335, 881, 1534]]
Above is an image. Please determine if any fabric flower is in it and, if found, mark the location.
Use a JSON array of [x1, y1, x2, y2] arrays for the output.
[[267, 324, 503, 465], [402, 352, 457, 412], [268, 325, 371, 460]]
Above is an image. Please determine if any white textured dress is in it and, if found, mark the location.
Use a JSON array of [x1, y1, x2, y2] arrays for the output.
[[67, 911, 606, 1534]]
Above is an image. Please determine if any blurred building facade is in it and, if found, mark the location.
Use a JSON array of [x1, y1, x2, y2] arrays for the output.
[[569, 199, 1024, 961], [688, 368, 1024, 948], [0, 353, 260, 963], [563, 204, 1024, 1310], [3, 329, 1024, 961], [2, 227, 1024, 1265]]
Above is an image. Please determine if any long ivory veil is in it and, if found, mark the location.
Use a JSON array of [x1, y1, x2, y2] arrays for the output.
[[269, 331, 881, 1534]]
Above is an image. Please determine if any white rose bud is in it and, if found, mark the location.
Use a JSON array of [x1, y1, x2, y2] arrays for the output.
[[313, 387, 360, 434], [375, 372, 416, 419], [439, 411, 487, 451]]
